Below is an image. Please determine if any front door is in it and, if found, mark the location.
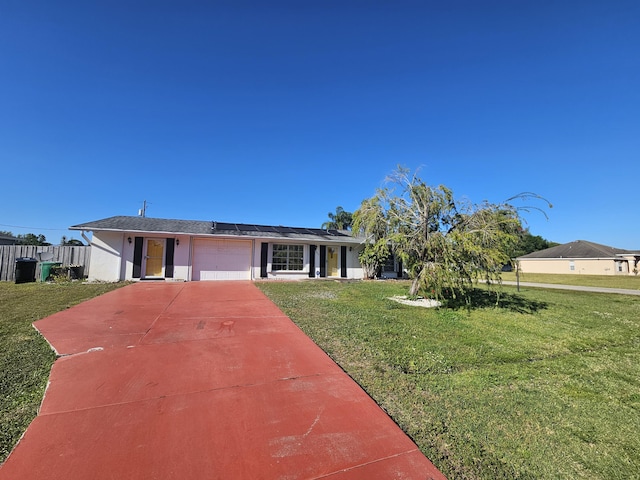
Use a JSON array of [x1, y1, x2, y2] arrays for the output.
[[328, 247, 339, 277], [145, 239, 164, 277]]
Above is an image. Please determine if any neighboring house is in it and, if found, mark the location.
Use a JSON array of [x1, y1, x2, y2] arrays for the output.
[[517, 240, 640, 276], [70, 216, 365, 282], [0, 233, 19, 245]]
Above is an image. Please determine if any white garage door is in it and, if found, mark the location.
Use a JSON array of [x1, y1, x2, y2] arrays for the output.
[[193, 238, 252, 280]]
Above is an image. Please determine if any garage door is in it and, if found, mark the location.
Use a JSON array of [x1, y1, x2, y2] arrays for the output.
[[193, 238, 252, 280]]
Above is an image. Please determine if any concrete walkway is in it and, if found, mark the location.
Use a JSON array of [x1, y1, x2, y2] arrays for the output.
[[502, 280, 640, 296], [0, 282, 445, 480]]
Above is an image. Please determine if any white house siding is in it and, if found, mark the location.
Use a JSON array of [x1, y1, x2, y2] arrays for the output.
[[252, 242, 364, 280], [86, 231, 364, 282], [347, 245, 365, 279], [88, 232, 191, 282], [89, 231, 126, 282], [253, 242, 312, 280], [172, 235, 190, 281]]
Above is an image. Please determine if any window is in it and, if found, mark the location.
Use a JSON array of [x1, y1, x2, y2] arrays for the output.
[[569, 261, 575, 271], [383, 254, 395, 272], [272, 244, 304, 271]]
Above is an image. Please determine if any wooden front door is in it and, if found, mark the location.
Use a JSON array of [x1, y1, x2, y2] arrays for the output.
[[328, 247, 339, 277], [145, 239, 164, 277]]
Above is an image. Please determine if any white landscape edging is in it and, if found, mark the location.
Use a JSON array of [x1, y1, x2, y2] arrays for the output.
[[388, 296, 442, 308]]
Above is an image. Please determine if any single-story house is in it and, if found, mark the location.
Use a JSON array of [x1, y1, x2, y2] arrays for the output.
[[0, 233, 19, 245], [516, 240, 640, 276], [70, 216, 366, 282]]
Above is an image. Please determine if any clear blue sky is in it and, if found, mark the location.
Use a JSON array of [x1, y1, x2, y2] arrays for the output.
[[1, 1, 638, 248]]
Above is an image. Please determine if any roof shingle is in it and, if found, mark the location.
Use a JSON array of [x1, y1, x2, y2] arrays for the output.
[[70, 216, 362, 243], [517, 240, 633, 259]]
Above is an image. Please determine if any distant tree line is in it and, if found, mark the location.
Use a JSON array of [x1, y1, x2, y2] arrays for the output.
[[508, 230, 558, 258], [0, 231, 84, 246]]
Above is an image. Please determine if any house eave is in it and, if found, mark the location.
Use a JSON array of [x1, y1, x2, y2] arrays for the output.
[[70, 222, 364, 244], [517, 256, 626, 261]]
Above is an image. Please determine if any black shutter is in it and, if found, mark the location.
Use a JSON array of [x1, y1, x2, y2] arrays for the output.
[[308, 245, 316, 278], [165, 239, 175, 278], [260, 243, 268, 278], [132, 237, 143, 279], [341, 246, 347, 278], [397, 258, 403, 278], [319, 246, 326, 278]]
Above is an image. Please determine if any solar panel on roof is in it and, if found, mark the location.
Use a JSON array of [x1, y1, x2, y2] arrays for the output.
[[237, 224, 258, 232], [213, 222, 235, 230]]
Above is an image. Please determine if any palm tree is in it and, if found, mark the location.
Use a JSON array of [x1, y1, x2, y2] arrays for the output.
[[321, 206, 353, 230]]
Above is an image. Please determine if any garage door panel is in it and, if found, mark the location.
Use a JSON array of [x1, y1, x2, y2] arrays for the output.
[[193, 239, 252, 281]]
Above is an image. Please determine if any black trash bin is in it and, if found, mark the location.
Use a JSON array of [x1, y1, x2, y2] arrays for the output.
[[15, 257, 37, 284], [69, 265, 84, 280]]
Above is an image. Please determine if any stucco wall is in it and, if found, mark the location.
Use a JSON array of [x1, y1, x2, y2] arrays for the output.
[[121, 234, 190, 281], [89, 232, 363, 282], [89, 232, 125, 282], [90, 232, 191, 281], [252, 241, 364, 280], [172, 236, 190, 281], [347, 244, 365, 279], [518, 258, 627, 276]]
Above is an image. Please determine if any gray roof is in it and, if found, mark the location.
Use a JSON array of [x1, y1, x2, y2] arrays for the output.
[[517, 240, 636, 259], [70, 216, 363, 244], [0, 233, 19, 244]]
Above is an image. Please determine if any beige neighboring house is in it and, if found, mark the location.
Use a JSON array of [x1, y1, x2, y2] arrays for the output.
[[517, 240, 640, 276]]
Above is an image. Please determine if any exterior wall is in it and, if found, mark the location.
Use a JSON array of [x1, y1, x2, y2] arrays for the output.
[[89, 232, 126, 282], [257, 242, 314, 280], [620, 255, 639, 275], [252, 241, 364, 280], [347, 245, 365, 279], [172, 235, 191, 281], [90, 232, 191, 282], [88, 232, 364, 282], [518, 258, 626, 276], [122, 234, 190, 281]]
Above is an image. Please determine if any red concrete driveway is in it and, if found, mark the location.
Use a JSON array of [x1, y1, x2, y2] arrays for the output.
[[1, 282, 445, 479]]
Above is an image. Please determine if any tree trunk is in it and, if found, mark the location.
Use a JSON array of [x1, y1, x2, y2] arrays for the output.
[[409, 277, 420, 296]]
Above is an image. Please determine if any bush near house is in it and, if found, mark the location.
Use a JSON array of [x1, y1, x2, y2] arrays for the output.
[[258, 280, 640, 480]]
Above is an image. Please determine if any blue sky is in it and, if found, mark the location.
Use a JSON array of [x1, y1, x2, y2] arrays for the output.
[[1, 1, 638, 248]]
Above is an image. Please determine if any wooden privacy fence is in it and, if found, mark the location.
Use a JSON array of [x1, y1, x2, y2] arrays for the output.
[[0, 245, 91, 282]]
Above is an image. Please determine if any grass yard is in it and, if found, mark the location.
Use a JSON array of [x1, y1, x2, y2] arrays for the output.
[[0, 281, 127, 464], [257, 280, 640, 479], [501, 272, 640, 290]]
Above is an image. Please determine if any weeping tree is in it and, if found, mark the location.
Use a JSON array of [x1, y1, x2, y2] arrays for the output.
[[354, 167, 550, 301], [352, 197, 390, 279]]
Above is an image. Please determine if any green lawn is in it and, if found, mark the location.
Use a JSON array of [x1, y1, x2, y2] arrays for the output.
[[0, 281, 127, 464], [502, 272, 640, 290], [257, 280, 640, 479]]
